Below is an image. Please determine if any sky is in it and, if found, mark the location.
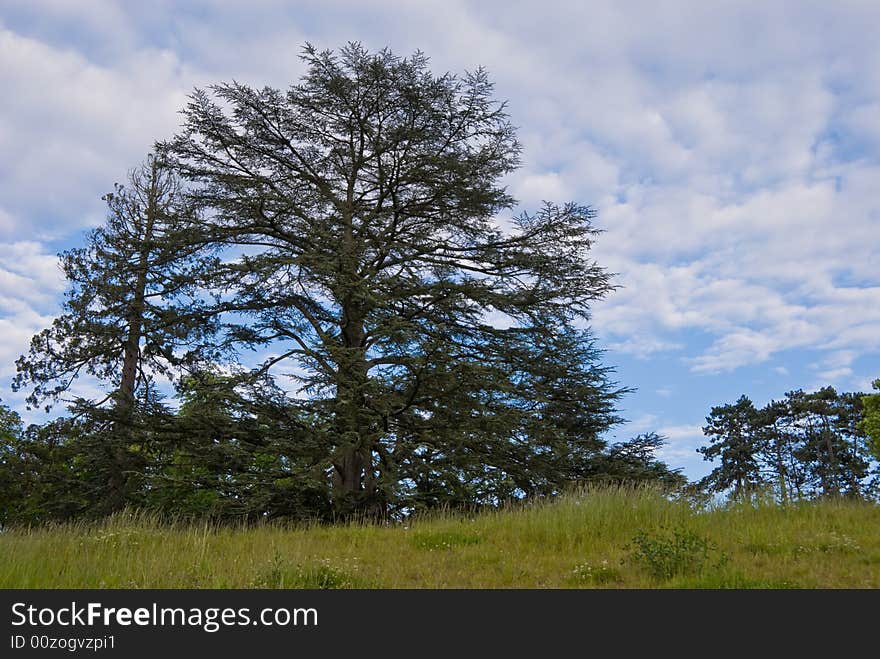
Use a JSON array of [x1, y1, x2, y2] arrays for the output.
[[1, 0, 879, 480]]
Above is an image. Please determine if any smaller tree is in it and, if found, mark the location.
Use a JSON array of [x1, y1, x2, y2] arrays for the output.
[[587, 432, 686, 489], [697, 387, 876, 504], [13, 155, 218, 512], [146, 370, 332, 521], [697, 395, 766, 501], [752, 399, 800, 503], [0, 404, 89, 525], [786, 388, 869, 499]]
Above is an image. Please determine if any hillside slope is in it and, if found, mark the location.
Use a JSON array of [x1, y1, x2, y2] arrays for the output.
[[2, 487, 878, 588]]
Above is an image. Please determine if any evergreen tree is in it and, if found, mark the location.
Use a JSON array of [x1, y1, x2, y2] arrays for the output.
[[752, 400, 801, 503], [163, 43, 620, 516], [13, 155, 217, 512], [588, 432, 686, 490], [0, 403, 19, 445], [0, 404, 88, 524], [146, 370, 332, 521], [785, 388, 869, 499], [378, 323, 627, 513], [0, 402, 24, 524], [697, 395, 766, 501], [695, 388, 875, 503]]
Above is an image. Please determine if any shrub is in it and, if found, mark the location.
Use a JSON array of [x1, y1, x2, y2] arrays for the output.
[[627, 527, 723, 580]]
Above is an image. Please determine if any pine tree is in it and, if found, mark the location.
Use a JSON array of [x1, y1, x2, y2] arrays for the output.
[[696, 389, 875, 503], [163, 43, 621, 516], [13, 155, 217, 512], [751, 400, 799, 503], [785, 388, 869, 498], [146, 369, 333, 520], [697, 395, 766, 501]]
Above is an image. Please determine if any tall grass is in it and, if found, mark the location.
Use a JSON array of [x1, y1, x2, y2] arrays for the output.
[[2, 485, 878, 588]]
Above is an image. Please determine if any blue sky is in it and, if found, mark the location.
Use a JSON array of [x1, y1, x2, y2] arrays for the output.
[[1, 1, 879, 480]]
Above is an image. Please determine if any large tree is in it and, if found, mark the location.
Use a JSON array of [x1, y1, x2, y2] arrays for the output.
[[13, 155, 216, 511], [163, 43, 621, 515]]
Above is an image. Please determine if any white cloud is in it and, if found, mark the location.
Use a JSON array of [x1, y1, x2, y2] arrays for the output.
[[592, 166, 880, 370], [0, 26, 197, 238], [511, 172, 570, 208], [0, 241, 65, 379], [0, 241, 64, 307], [654, 423, 707, 463], [605, 337, 683, 359]]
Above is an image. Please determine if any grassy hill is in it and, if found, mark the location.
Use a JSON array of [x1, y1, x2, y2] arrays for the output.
[[2, 486, 878, 588]]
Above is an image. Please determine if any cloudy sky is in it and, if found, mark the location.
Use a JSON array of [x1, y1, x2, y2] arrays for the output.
[[1, 0, 878, 479]]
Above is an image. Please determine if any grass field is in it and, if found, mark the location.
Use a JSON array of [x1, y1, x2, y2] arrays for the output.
[[2, 486, 878, 588]]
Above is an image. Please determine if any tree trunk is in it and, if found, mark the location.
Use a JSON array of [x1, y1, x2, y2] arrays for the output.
[[108, 160, 159, 511], [776, 442, 788, 504], [331, 305, 373, 516], [106, 264, 147, 511], [824, 430, 839, 497]]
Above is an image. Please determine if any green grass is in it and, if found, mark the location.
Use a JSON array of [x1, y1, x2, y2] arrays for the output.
[[2, 486, 879, 588]]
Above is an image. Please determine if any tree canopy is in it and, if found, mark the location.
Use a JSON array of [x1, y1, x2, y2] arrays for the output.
[[160, 43, 626, 516], [695, 387, 875, 502]]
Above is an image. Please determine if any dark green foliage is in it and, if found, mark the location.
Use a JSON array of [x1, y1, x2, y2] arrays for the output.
[[12, 155, 219, 514], [161, 43, 626, 517], [586, 432, 686, 489], [2, 403, 119, 525], [1, 416, 102, 525], [0, 403, 25, 524], [0, 403, 20, 442], [1, 393, 175, 524], [13, 155, 216, 413], [383, 323, 632, 513], [697, 395, 765, 501], [696, 387, 875, 502], [145, 370, 333, 521], [784, 388, 870, 498], [749, 399, 799, 503]]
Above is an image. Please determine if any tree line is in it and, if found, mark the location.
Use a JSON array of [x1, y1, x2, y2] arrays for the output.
[[694, 383, 880, 502], [0, 44, 684, 526]]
